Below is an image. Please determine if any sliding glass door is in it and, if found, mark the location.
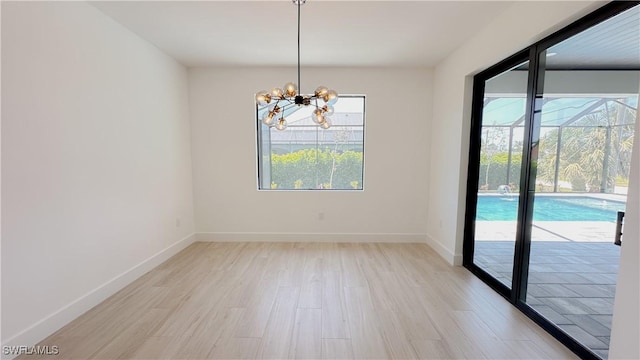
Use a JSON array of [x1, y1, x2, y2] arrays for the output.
[[526, 37, 637, 360], [464, 3, 639, 359], [465, 56, 529, 294]]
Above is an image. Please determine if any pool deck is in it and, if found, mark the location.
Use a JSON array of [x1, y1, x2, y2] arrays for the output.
[[479, 192, 626, 202], [474, 219, 620, 359], [475, 220, 617, 243]]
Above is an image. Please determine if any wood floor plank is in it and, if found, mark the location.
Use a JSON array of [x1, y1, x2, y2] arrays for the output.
[[376, 309, 419, 359], [343, 287, 389, 359], [258, 287, 300, 359], [90, 307, 172, 359], [322, 339, 354, 360], [129, 336, 175, 359], [450, 310, 500, 341], [502, 340, 555, 359], [220, 255, 269, 308], [21, 242, 579, 360], [234, 269, 280, 338], [172, 307, 243, 359], [410, 339, 468, 359], [321, 242, 343, 273], [289, 308, 322, 359], [206, 308, 256, 359], [25, 334, 100, 360], [299, 257, 323, 309], [321, 271, 350, 339], [380, 272, 441, 341], [359, 259, 395, 311], [209, 337, 261, 360], [277, 244, 306, 287], [339, 244, 367, 287]]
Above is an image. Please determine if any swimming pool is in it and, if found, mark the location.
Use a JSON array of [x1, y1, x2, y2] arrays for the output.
[[476, 195, 626, 221]]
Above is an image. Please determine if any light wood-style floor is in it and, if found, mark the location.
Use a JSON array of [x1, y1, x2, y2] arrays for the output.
[[25, 242, 578, 359]]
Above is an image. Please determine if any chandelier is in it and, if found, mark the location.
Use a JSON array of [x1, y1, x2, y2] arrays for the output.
[[255, 0, 338, 131]]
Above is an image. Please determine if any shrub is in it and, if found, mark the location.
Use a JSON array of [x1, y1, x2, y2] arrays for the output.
[[271, 148, 363, 190], [479, 152, 521, 191]]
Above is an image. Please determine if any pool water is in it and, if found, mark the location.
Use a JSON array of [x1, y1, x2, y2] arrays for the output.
[[476, 195, 626, 221]]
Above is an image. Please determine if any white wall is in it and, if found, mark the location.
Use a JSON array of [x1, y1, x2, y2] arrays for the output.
[[608, 99, 640, 359], [1, 1, 195, 352], [427, 0, 600, 264], [189, 67, 431, 242]]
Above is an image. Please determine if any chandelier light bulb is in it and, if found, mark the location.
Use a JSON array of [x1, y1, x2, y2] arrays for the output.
[[284, 82, 298, 97], [323, 105, 334, 116], [315, 86, 329, 97], [313, 109, 325, 124], [262, 112, 276, 126], [324, 90, 338, 105], [271, 87, 284, 99], [255, 91, 271, 106], [320, 117, 332, 129], [275, 118, 288, 131]]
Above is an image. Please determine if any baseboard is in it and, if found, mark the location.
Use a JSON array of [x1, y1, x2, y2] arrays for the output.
[[425, 234, 463, 266], [196, 232, 426, 243], [1, 233, 196, 360], [198, 232, 464, 265]]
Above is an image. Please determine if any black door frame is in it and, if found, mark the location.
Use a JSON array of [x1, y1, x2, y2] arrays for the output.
[[463, 2, 640, 359]]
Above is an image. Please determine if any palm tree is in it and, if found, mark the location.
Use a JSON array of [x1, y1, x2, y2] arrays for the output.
[[536, 100, 636, 192]]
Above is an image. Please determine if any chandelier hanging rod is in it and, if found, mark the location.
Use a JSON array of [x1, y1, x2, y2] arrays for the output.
[[255, 0, 338, 131], [297, 0, 301, 91]]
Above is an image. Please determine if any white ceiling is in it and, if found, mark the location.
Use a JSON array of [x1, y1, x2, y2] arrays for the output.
[[92, 1, 513, 68]]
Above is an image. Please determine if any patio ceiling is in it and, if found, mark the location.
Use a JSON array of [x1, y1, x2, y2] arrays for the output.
[[482, 96, 638, 128]]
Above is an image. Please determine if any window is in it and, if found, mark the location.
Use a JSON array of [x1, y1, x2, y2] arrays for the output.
[[257, 95, 365, 190]]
